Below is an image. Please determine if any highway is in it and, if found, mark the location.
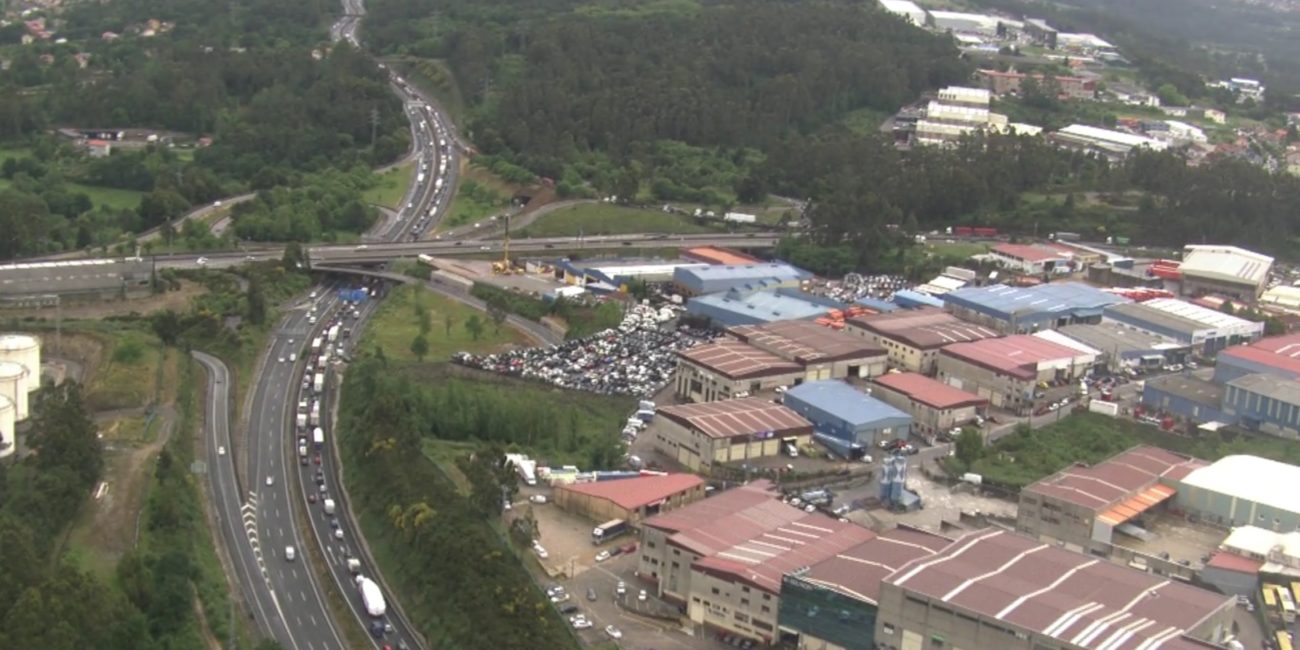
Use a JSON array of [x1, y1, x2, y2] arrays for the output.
[[194, 351, 301, 646], [223, 2, 453, 649]]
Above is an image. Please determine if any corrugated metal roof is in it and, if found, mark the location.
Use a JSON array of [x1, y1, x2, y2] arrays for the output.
[[676, 339, 802, 379], [784, 380, 912, 427], [729, 320, 883, 364], [1216, 333, 1300, 377], [872, 372, 987, 410], [1024, 446, 1205, 513], [557, 474, 704, 511], [658, 398, 812, 440], [1180, 455, 1300, 518], [847, 307, 1000, 349], [885, 529, 1232, 649], [939, 334, 1086, 379], [943, 282, 1128, 321], [802, 527, 952, 605], [1179, 245, 1273, 286]]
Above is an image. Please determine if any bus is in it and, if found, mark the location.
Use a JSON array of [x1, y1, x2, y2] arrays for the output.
[[1262, 584, 1278, 608], [1292, 582, 1300, 604], [1277, 631, 1294, 650], [1278, 585, 1297, 623]]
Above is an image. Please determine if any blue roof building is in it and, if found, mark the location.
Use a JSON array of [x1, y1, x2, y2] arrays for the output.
[[686, 288, 843, 327], [892, 289, 944, 309], [674, 263, 812, 296], [853, 297, 899, 312], [782, 380, 912, 447], [942, 282, 1128, 334]]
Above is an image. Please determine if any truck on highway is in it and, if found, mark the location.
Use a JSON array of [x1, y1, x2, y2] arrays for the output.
[[296, 412, 308, 430], [310, 401, 321, 426], [311, 337, 322, 353], [313, 427, 325, 448], [327, 324, 340, 343], [324, 498, 336, 515], [313, 373, 325, 394], [356, 576, 387, 618], [347, 558, 361, 574], [416, 172, 426, 184], [592, 518, 628, 545]]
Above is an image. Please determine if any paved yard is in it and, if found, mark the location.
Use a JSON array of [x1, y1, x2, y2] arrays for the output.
[[1111, 512, 1224, 568]]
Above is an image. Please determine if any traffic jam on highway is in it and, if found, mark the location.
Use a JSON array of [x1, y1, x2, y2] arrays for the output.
[[387, 66, 456, 242], [288, 283, 413, 650]]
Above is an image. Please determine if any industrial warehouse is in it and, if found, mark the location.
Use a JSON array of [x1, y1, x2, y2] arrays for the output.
[[845, 307, 1000, 373], [652, 398, 813, 470]]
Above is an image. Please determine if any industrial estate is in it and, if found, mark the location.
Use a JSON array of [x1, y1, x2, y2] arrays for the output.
[[2, 0, 1300, 649]]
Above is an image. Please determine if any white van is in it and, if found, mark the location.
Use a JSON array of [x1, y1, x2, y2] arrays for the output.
[[285, 546, 296, 561]]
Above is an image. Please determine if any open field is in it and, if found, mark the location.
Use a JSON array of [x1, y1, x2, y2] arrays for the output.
[[359, 284, 528, 362], [517, 203, 716, 238], [85, 329, 165, 411], [968, 412, 1300, 489], [440, 164, 516, 230], [363, 159, 415, 208]]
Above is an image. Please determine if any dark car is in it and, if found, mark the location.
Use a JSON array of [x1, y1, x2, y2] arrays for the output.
[[369, 621, 384, 639], [559, 603, 579, 614], [619, 542, 638, 555]]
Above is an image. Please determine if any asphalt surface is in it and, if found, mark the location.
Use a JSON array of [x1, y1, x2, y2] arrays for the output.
[[194, 351, 302, 646]]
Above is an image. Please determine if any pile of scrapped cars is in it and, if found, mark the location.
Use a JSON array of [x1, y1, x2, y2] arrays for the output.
[[453, 302, 717, 397]]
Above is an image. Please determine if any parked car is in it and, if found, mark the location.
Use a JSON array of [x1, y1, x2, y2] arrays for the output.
[[595, 550, 610, 562], [529, 495, 548, 504], [616, 581, 626, 596], [638, 589, 648, 602], [605, 625, 623, 639]]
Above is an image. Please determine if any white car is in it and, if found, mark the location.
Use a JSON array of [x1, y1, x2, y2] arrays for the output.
[[534, 546, 549, 559], [266, 476, 274, 486], [569, 615, 592, 630], [595, 550, 610, 563], [289, 353, 297, 362], [529, 495, 548, 504], [616, 581, 626, 596], [278, 356, 286, 363], [218, 446, 226, 456], [213, 200, 223, 207], [196, 257, 209, 266], [605, 625, 622, 639], [638, 589, 648, 602], [355, 244, 369, 251], [334, 529, 344, 540], [284, 546, 295, 561]]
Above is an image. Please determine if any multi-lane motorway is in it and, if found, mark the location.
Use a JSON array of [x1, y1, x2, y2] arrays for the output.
[[196, 2, 455, 649]]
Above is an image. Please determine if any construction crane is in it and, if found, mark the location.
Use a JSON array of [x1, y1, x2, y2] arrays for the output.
[[492, 214, 516, 275]]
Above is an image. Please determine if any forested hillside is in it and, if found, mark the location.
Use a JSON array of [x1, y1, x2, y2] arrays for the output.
[[365, 0, 968, 182], [0, 0, 409, 257]]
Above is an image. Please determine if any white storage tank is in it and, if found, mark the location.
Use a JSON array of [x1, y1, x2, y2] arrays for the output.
[[0, 394, 13, 458], [0, 334, 40, 393], [0, 361, 30, 421]]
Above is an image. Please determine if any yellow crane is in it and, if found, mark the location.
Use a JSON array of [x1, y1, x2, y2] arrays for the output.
[[492, 214, 515, 275]]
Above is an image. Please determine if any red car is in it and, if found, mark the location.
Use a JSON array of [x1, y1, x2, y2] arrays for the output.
[[308, 493, 317, 504], [314, 453, 322, 465], [619, 542, 638, 555]]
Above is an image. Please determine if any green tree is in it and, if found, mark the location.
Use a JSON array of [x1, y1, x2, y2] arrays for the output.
[[247, 275, 267, 325], [282, 241, 306, 271], [954, 427, 984, 468], [465, 314, 484, 341], [410, 333, 429, 362], [487, 304, 507, 334]]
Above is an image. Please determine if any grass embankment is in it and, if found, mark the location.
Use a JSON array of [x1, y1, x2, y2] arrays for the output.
[[338, 358, 627, 649], [360, 284, 527, 362], [441, 165, 516, 230], [363, 159, 415, 209], [84, 329, 164, 411], [963, 413, 1300, 490], [517, 202, 717, 237]]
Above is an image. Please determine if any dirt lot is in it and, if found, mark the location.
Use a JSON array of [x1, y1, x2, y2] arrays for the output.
[[4, 280, 206, 320], [1112, 512, 1224, 568]]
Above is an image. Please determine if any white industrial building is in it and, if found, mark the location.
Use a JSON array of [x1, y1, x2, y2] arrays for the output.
[[1261, 285, 1300, 312], [1178, 245, 1274, 301], [1048, 124, 1168, 161], [1153, 120, 1208, 145], [915, 86, 1009, 146], [1219, 526, 1300, 573], [1141, 298, 1265, 342], [877, 0, 926, 26], [1174, 455, 1300, 530], [926, 10, 1002, 36], [1056, 32, 1116, 52]]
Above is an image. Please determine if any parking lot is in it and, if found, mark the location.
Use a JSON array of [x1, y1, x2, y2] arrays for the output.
[[455, 303, 716, 397], [510, 492, 747, 649]]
